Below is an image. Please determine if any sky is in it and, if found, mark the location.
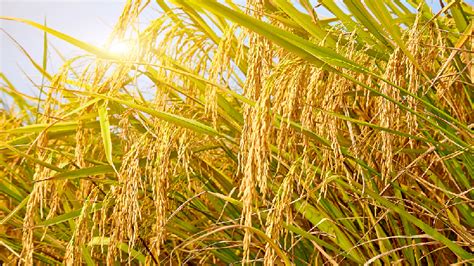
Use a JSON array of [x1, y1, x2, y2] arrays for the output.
[[0, 0, 131, 99], [0, 0, 473, 102]]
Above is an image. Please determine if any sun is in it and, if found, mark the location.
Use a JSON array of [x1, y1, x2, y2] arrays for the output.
[[108, 40, 133, 56]]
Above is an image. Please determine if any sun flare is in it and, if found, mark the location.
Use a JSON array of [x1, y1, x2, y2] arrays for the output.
[[108, 40, 133, 56]]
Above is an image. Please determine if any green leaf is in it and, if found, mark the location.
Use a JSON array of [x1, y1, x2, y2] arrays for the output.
[[336, 179, 474, 260], [272, 0, 337, 46], [47, 165, 116, 183], [0, 16, 119, 59], [85, 91, 228, 140], [81, 245, 95, 266], [98, 101, 114, 168], [3, 120, 98, 135], [187, 0, 362, 72], [0, 195, 30, 225], [294, 199, 364, 263], [39, 203, 103, 227], [88, 237, 146, 263]]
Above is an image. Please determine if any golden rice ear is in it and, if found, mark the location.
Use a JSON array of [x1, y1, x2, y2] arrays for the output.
[[19, 67, 71, 265], [205, 24, 237, 127], [64, 190, 99, 266], [107, 135, 143, 264], [238, 0, 276, 262], [272, 59, 310, 170], [146, 125, 175, 259], [264, 165, 297, 266], [108, 0, 145, 42], [376, 48, 404, 184]]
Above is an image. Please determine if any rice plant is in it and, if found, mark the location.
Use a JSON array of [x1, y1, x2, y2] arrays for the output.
[[1, 0, 473, 264]]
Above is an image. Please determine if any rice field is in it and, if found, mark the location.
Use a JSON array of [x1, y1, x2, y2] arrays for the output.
[[0, 0, 473, 265]]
